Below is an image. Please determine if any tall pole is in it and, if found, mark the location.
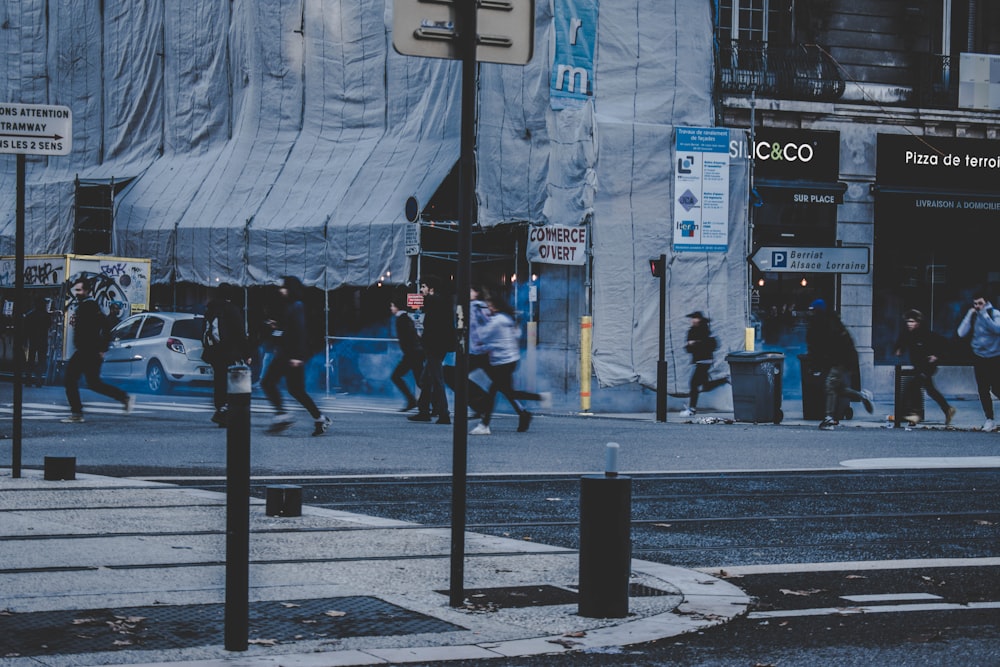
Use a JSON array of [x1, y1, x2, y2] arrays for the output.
[[655, 254, 667, 422], [450, 0, 477, 608], [12, 154, 26, 478]]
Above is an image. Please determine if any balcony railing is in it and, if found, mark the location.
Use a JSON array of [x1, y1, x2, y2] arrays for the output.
[[716, 41, 845, 102]]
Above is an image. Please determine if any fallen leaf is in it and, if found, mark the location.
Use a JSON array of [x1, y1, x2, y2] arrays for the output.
[[324, 610, 347, 618], [112, 640, 133, 646], [973, 519, 994, 526], [545, 497, 563, 502], [653, 523, 672, 528], [71, 618, 100, 625], [248, 638, 278, 646], [844, 575, 867, 580], [280, 602, 301, 608], [563, 631, 587, 638], [779, 588, 826, 597], [547, 638, 582, 648]]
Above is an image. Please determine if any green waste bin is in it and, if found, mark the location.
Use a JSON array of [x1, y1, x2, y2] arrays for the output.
[[726, 351, 784, 424]]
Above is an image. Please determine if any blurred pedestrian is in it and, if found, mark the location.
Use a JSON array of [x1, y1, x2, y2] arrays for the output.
[[408, 275, 455, 425], [469, 294, 551, 435], [24, 296, 52, 386], [679, 311, 728, 418], [893, 309, 955, 425], [261, 276, 331, 436], [203, 283, 252, 427], [390, 296, 423, 412], [61, 277, 135, 423], [957, 291, 1000, 432], [806, 299, 873, 430]]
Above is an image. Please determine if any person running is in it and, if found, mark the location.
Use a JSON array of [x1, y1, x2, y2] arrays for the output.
[[61, 277, 135, 423], [408, 275, 455, 425], [390, 296, 423, 412], [261, 276, 331, 436], [203, 283, 252, 427], [805, 299, 874, 430], [957, 291, 1000, 432], [893, 309, 956, 426], [679, 311, 728, 418], [470, 294, 551, 435]]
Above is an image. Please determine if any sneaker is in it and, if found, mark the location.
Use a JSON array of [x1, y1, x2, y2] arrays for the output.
[[436, 414, 451, 425], [265, 413, 294, 434], [944, 406, 956, 426], [470, 422, 491, 435], [904, 414, 921, 425], [539, 392, 553, 409], [408, 412, 432, 422], [984, 418, 996, 433], [211, 408, 228, 426], [312, 416, 332, 436], [517, 411, 533, 432], [60, 413, 85, 424], [679, 406, 696, 418], [399, 399, 419, 412], [123, 394, 136, 414], [819, 416, 838, 430], [859, 389, 874, 414]]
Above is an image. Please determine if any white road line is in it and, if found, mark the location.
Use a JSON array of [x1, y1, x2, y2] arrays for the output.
[[841, 457, 1000, 469], [748, 600, 1000, 619], [840, 593, 942, 603], [697, 557, 1000, 576]]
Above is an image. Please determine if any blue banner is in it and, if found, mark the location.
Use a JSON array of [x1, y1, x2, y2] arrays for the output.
[[551, 0, 598, 109]]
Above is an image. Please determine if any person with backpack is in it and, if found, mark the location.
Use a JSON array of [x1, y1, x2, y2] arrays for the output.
[[203, 283, 252, 427], [957, 291, 1000, 432], [61, 276, 135, 423], [679, 311, 728, 418]]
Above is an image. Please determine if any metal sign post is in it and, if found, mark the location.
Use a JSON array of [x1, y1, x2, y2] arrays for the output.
[[2, 102, 72, 478], [392, 0, 533, 606]]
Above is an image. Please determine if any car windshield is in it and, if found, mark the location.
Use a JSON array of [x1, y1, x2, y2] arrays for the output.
[[171, 317, 204, 340]]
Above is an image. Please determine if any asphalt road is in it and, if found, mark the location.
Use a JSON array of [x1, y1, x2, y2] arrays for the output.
[[3, 383, 1000, 666]]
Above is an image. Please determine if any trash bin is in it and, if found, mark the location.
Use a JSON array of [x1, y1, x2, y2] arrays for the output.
[[726, 351, 784, 424], [893, 365, 925, 427]]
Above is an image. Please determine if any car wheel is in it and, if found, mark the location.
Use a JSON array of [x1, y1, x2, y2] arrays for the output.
[[146, 360, 171, 394]]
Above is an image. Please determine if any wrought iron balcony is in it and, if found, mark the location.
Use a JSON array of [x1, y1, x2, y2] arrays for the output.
[[716, 40, 845, 102]]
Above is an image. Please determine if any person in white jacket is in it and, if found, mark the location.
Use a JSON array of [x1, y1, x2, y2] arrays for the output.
[[470, 294, 551, 435], [957, 292, 1000, 432]]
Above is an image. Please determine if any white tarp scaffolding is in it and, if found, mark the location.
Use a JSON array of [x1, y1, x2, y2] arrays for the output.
[[0, 0, 748, 393]]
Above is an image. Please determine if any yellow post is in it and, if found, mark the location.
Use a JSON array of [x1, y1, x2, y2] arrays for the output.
[[580, 316, 592, 412], [745, 327, 755, 351]]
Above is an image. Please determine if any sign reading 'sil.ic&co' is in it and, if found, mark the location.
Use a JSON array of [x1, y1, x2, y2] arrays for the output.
[[0, 103, 73, 156]]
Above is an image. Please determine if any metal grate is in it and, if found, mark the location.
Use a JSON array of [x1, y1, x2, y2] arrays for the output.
[[0, 597, 462, 657]]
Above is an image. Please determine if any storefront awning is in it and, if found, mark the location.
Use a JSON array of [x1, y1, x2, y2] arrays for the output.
[[754, 179, 848, 205]]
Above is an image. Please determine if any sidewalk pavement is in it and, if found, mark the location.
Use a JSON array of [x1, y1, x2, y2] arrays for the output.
[[0, 469, 749, 667]]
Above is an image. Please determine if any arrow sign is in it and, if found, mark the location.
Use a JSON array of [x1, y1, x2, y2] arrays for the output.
[[749, 246, 870, 274], [0, 102, 72, 156]]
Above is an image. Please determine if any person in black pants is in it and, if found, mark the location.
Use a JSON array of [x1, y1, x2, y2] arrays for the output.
[[894, 309, 955, 426], [261, 276, 331, 436], [203, 283, 252, 426], [61, 277, 134, 423], [390, 297, 423, 411], [679, 311, 728, 418], [408, 275, 455, 425]]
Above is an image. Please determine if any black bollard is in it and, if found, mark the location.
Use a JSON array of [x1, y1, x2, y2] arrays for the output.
[[265, 484, 302, 517], [578, 443, 631, 618], [43, 456, 76, 481], [225, 364, 252, 652]]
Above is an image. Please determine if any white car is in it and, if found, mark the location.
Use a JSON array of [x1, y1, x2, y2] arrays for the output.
[[101, 312, 213, 393]]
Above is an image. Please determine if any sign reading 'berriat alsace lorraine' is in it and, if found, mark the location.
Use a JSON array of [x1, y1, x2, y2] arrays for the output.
[[0, 102, 72, 156]]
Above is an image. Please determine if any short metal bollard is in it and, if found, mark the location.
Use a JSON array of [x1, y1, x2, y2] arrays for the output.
[[265, 484, 302, 517], [44, 456, 76, 481], [578, 443, 631, 618]]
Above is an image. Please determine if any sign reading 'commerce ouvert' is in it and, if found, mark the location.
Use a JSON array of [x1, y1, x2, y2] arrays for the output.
[[526, 224, 587, 265]]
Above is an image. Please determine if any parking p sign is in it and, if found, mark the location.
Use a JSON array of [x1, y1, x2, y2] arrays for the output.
[[771, 250, 788, 268]]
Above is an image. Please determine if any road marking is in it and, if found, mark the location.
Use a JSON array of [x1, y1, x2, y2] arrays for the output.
[[841, 457, 1000, 469], [697, 557, 1000, 576], [749, 600, 1000, 619], [840, 592, 942, 603]]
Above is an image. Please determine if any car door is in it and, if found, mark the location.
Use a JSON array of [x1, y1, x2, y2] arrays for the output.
[[102, 315, 144, 380], [130, 315, 167, 381]]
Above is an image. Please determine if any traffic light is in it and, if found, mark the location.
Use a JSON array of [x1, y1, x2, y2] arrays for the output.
[[649, 257, 663, 278]]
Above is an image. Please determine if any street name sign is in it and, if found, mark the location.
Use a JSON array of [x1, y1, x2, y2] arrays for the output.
[[750, 246, 870, 274], [393, 0, 533, 64], [0, 102, 72, 156]]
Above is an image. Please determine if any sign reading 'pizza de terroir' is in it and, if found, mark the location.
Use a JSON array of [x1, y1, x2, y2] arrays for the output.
[[0, 102, 72, 156]]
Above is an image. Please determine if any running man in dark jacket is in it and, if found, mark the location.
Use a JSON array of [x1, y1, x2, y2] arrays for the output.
[[261, 276, 330, 436], [805, 299, 873, 430], [61, 277, 134, 423], [894, 309, 955, 425]]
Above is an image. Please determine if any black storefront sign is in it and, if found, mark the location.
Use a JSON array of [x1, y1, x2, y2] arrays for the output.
[[738, 128, 845, 204], [875, 134, 1000, 211]]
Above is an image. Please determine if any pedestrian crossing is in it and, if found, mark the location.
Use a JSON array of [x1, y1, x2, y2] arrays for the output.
[[0, 394, 407, 422]]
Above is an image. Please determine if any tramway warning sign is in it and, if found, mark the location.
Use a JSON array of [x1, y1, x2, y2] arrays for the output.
[[0, 103, 72, 156], [750, 246, 870, 274]]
